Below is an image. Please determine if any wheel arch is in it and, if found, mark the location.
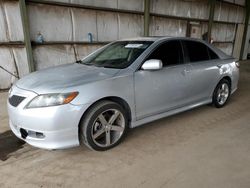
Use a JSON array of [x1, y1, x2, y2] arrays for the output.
[[212, 76, 232, 108], [78, 96, 132, 138], [210, 75, 232, 99], [221, 76, 232, 90]]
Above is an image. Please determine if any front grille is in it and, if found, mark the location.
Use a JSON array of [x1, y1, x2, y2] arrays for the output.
[[9, 95, 26, 107]]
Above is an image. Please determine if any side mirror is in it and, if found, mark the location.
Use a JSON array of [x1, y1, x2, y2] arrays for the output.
[[141, 59, 163, 71]]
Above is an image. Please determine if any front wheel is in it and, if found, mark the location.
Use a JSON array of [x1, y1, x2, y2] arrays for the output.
[[79, 100, 128, 151], [212, 79, 231, 108]]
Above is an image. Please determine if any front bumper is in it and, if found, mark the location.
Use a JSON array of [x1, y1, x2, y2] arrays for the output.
[[7, 85, 89, 149]]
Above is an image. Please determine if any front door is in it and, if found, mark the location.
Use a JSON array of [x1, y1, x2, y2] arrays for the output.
[[134, 40, 191, 120]]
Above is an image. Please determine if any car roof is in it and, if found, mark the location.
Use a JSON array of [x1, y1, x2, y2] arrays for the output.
[[118, 36, 209, 42], [118, 36, 207, 43], [119, 36, 210, 42], [118, 37, 163, 42], [118, 36, 232, 60]]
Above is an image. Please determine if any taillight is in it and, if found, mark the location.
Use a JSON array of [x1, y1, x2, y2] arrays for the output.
[[235, 61, 240, 68]]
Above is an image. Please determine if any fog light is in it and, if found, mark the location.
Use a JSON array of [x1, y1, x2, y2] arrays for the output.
[[36, 132, 45, 139], [20, 128, 28, 139]]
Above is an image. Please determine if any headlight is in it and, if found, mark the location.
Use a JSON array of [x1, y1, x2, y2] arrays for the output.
[[26, 92, 78, 108]]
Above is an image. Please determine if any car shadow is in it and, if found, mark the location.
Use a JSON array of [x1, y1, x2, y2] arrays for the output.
[[0, 130, 25, 161]]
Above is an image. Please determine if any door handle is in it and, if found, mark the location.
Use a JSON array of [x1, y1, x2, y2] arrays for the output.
[[217, 64, 223, 68], [182, 69, 190, 75]]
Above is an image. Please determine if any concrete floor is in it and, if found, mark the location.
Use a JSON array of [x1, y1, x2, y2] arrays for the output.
[[0, 62, 250, 188]]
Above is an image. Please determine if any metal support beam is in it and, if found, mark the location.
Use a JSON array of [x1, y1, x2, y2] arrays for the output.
[[240, 0, 250, 60], [28, 0, 242, 25], [0, 41, 24, 47], [208, 0, 216, 42], [31, 41, 109, 46], [19, 0, 35, 72], [144, 0, 150, 36], [28, 0, 144, 15], [217, 0, 245, 8]]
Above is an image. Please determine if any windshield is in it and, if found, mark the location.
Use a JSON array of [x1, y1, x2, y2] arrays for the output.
[[80, 41, 153, 69]]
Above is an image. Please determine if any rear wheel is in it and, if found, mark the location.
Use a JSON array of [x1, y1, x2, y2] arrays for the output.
[[80, 100, 128, 151], [213, 79, 231, 108]]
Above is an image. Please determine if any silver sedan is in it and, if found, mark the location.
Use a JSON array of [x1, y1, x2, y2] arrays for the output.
[[7, 37, 239, 151]]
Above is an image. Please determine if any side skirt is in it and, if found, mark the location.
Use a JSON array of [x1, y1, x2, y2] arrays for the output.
[[130, 99, 212, 128]]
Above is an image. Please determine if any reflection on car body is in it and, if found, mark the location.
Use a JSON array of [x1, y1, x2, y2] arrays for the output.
[[8, 37, 239, 151]]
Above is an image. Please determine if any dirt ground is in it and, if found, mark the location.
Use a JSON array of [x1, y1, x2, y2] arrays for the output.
[[0, 61, 250, 188]]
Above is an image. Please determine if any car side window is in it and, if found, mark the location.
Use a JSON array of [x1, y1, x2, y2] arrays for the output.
[[184, 41, 211, 62], [147, 40, 183, 66], [208, 47, 219, 60]]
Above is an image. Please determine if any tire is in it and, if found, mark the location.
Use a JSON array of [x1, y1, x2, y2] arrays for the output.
[[79, 100, 128, 151], [212, 79, 231, 108]]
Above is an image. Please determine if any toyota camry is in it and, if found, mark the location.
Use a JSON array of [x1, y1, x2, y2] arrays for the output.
[[7, 37, 239, 151]]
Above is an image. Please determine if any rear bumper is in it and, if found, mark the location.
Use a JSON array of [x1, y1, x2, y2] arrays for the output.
[[231, 63, 240, 94], [7, 85, 89, 149]]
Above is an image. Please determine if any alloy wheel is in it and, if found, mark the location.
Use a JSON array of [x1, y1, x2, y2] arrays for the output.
[[91, 109, 125, 147], [217, 83, 229, 105]]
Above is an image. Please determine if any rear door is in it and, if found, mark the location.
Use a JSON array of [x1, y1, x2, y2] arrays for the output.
[[134, 40, 191, 120], [181, 40, 221, 103]]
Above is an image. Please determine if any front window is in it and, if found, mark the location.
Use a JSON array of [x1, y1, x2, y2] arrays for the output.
[[147, 40, 184, 66], [80, 41, 153, 69]]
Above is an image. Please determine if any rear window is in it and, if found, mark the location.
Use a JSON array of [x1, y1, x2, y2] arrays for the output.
[[183, 41, 219, 62]]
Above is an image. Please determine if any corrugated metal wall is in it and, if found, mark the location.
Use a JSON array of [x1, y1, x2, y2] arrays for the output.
[[0, 0, 247, 89], [213, 1, 245, 54], [0, 1, 29, 89], [28, 2, 144, 69]]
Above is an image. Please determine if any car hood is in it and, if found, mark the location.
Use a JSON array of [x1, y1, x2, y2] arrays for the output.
[[16, 63, 120, 94]]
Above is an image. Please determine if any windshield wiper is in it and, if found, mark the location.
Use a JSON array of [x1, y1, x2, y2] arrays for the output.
[[102, 65, 120, 69], [75, 60, 82, 64], [75, 60, 93, 66], [75, 60, 119, 68]]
